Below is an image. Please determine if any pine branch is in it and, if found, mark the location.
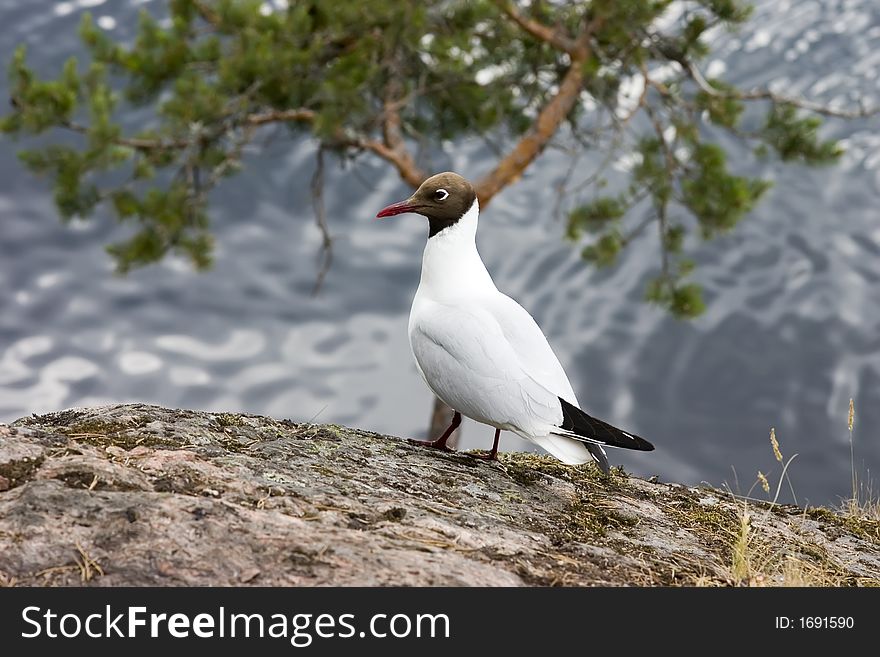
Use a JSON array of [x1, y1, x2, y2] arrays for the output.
[[374, 76, 428, 188], [59, 119, 189, 151], [476, 19, 602, 205], [191, 0, 221, 27], [680, 51, 879, 118], [246, 108, 316, 126], [491, 0, 579, 55], [353, 136, 427, 188], [310, 145, 333, 296]]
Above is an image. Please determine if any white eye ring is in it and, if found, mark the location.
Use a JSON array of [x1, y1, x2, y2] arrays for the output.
[[435, 188, 449, 201]]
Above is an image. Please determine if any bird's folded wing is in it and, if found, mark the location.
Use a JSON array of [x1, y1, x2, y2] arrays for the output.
[[483, 294, 579, 404], [410, 301, 565, 434]]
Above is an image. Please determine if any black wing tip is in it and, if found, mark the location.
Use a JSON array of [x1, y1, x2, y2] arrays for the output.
[[635, 437, 655, 452], [559, 397, 654, 452], [589, 445, 611, 474]]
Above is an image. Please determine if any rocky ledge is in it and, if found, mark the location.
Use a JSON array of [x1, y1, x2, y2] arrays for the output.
[[0, 404, 878, 586]]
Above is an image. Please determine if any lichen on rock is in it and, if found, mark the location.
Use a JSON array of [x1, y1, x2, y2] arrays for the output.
[[0, 404, 877, 587]]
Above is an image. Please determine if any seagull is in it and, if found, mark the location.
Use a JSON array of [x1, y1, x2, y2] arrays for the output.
[[376, 172, 654, 472]]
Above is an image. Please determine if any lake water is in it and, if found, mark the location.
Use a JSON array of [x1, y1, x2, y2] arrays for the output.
[[1, 0, 878, 506]]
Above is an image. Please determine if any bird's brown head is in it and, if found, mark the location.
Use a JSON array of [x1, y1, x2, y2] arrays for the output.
[[376, 172, 477, 237]]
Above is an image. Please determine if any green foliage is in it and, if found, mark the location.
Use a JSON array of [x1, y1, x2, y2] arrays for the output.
[[581, 231, 623, 268], [645, 280, 706, 319], [761, 103, 843, 164], [633, 137, 673, 205], [566, 196, 628, 240], [0, 0, 851, 317], [1, 46, 79, 132], [664, 225, 686, 254], [699, 0, 754, 23], [681, 143, 772, 237], [696, 79, 745, 129]]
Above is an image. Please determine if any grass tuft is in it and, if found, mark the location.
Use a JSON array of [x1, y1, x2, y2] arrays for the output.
[[841, 398, 880, 522]]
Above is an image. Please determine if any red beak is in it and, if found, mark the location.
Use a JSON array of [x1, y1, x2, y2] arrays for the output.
[[376, 199, 420, 218]]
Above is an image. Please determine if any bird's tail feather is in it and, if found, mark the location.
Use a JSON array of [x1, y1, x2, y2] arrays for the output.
[[552, 397, 654, 452], [527, 434, 609, 473], [587, 444, 610, 474]]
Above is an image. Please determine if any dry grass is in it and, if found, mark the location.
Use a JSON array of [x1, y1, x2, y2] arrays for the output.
[[840, 398, 880, 522], [725, 416, 865, 587], [781, 555, 845, 587], [717, 398, 880, 587], [75, 542, 104, 582], [730, 502, 753, 582], [722, 499, 851, 587], [842, 483, 880, 522], [725, 499, 784, 586]]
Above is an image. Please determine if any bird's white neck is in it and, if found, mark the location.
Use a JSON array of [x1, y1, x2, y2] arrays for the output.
[[417, 200, 496, 301]]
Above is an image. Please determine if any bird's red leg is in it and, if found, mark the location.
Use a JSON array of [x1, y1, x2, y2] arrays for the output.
[[473, 428, 501, 461], [409, 411, 461, 452]]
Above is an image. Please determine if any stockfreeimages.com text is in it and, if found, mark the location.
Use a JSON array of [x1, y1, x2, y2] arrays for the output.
[[21, 606, 450, 646]]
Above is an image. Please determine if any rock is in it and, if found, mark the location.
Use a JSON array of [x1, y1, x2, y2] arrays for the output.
[[0, 403, 877, 587]]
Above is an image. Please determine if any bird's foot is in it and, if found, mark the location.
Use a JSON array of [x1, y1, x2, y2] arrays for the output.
[[408, 411, 461, 453], [408, 438, 455, 452], [470, 428, 501, 461]]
